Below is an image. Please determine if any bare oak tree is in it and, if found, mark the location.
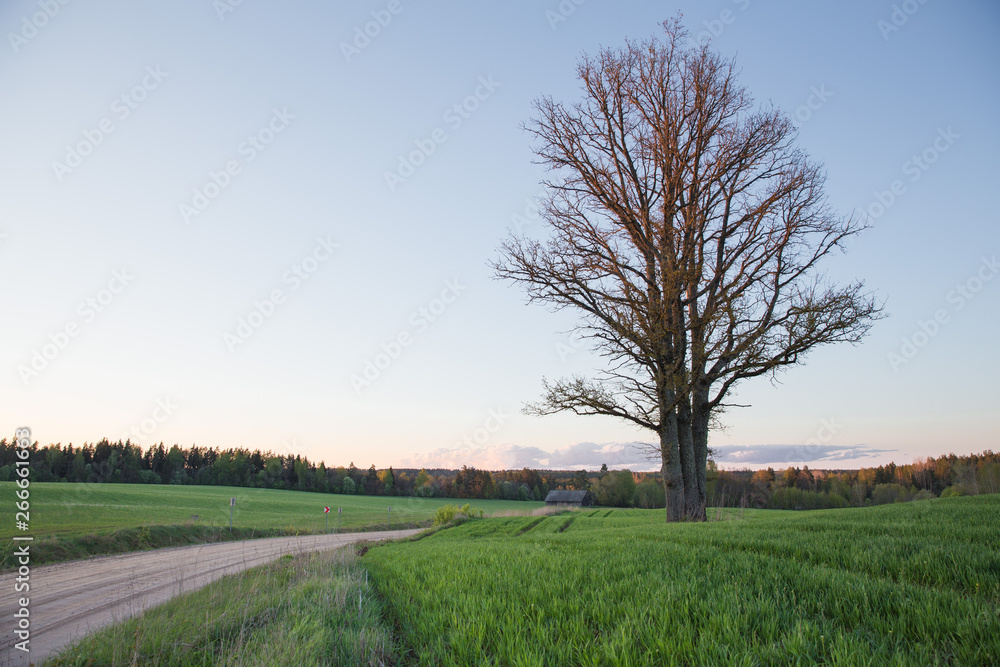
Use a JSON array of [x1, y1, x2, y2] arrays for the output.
[[493, 18, 882, 521]]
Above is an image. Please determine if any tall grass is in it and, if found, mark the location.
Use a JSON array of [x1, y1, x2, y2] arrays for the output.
[[484, 504, 568, 518], [364, 495, 1000, 665], [44, 546, 398, 666]]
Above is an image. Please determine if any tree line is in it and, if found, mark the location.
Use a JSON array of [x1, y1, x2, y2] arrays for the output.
[[0, 437, 579, 501], [2, 438, 994, 510], [704, 450, 1000, 510], [538, 452, 1000, 510]]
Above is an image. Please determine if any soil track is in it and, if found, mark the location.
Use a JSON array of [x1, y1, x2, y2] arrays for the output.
[[1, 529, 419, 666]]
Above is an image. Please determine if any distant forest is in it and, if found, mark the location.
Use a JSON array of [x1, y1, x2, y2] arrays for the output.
[[708, 451, 1000, 510], [1, 437, 997, 510]]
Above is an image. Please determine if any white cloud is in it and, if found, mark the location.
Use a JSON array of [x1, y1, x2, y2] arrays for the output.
[[401, 441, 899, 471], [712, 444, 896, 466], [400, 441, 658, 471]]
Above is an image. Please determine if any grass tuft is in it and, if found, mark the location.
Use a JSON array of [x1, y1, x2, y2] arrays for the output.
[[44, 547, 400, 666]]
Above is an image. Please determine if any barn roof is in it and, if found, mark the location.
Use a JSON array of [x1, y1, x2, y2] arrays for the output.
[[544, 489, 590, 503]]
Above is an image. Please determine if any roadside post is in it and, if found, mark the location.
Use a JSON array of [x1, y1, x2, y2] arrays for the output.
[[337, 507, 342, 533], [324, 506, 330, 533], [229, 497, 235, 533]]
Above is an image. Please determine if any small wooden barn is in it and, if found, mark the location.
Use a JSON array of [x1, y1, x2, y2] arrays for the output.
[[544, 489, 593, 507]]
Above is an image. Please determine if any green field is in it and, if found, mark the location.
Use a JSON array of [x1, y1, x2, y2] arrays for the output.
[[362, 496, 1000, 665], [44, 495, 1000, 665], [0, 482, 543, 568], [0, 482, 542, 538]]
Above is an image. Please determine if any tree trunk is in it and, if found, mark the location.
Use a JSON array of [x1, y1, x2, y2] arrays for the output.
[[689, 386, 711, 521], [659, 407, 684, 522], [677, 393, 700, 520]]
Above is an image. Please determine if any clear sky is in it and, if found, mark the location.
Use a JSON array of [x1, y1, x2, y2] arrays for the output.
[[2, 0, 998, 472]]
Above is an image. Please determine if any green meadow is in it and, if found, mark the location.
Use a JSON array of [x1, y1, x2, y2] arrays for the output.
[[45, 495, 1000, 665], [364, 496, 1000, 665], [0, 482, 542, 568]]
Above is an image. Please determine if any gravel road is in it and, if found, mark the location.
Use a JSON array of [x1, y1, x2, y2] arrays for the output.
[[1, 529, 420, 666]]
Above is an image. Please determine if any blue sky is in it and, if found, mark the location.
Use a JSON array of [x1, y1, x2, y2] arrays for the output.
[[2, 0, 997, 471]]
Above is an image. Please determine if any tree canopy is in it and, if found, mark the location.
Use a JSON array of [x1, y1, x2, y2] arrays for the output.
[[495, 17, 882, 520]]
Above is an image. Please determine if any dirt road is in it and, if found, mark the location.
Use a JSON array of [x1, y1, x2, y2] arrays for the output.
[[1, 529, 420, 666]]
